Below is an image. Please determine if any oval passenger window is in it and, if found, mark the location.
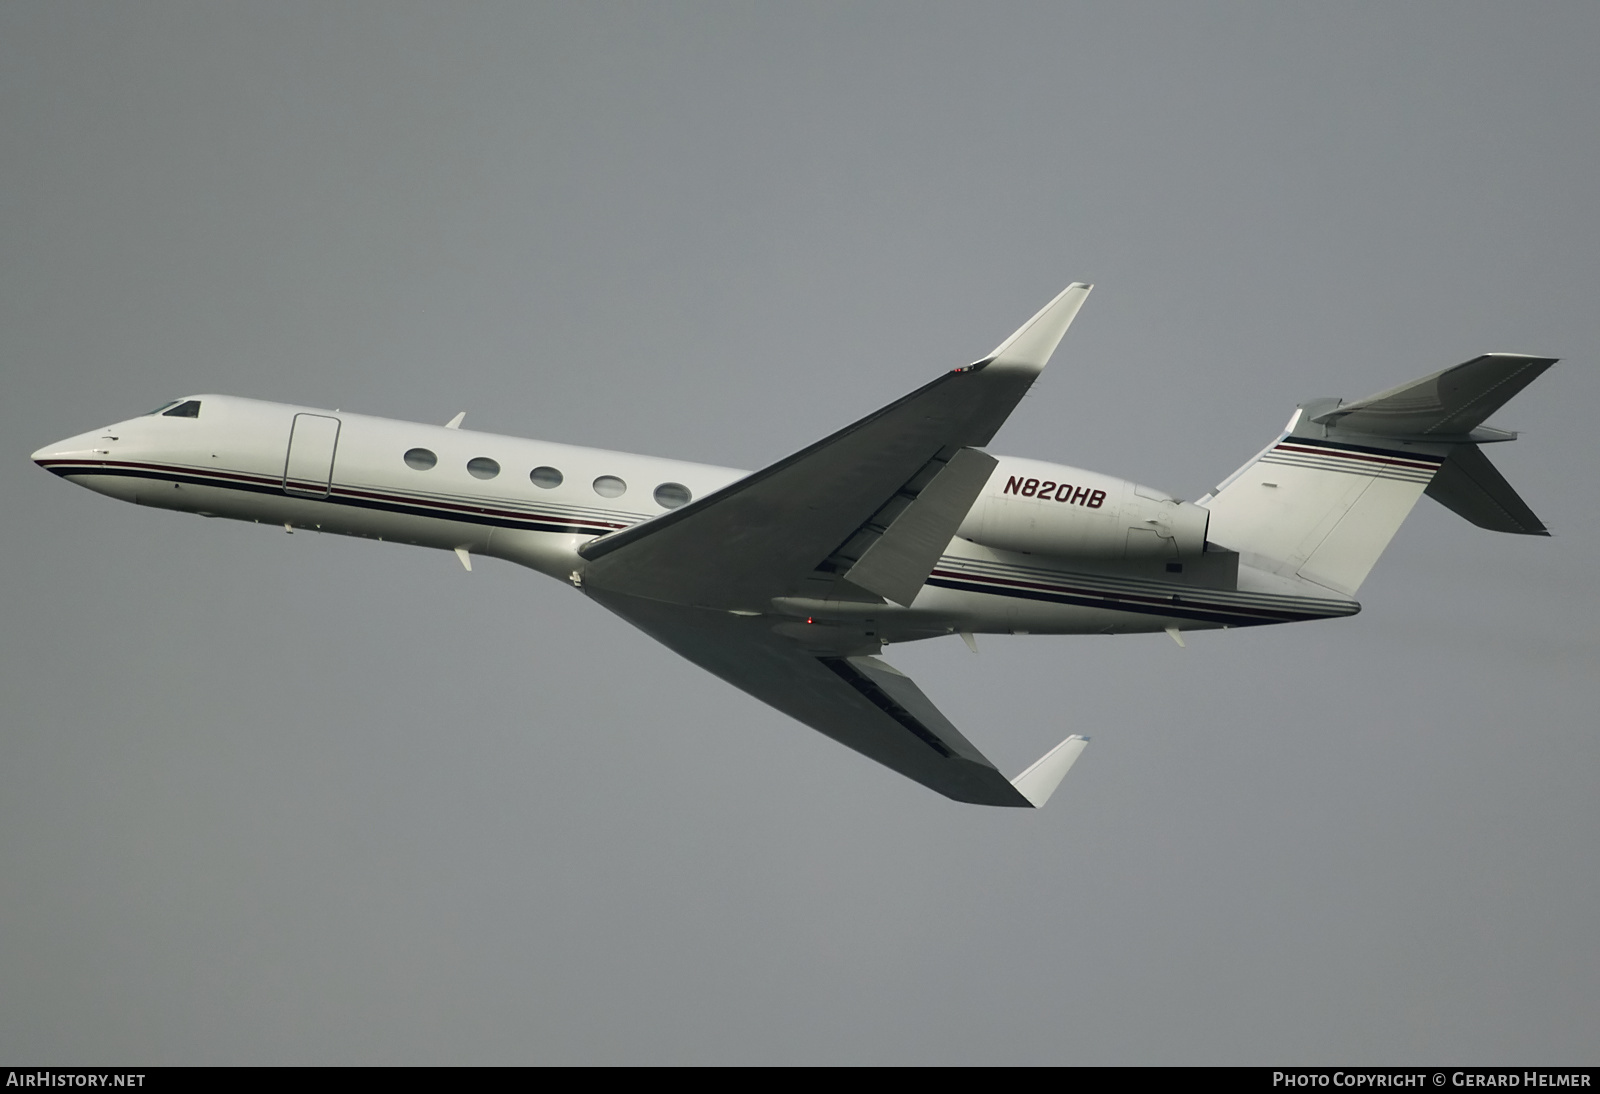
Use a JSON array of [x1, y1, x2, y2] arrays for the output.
[[529, 466, 563, 489], [653, 482, 691, 509], [404, 448, 438, 470], [467, 457, 501, 480], [592, 475, 626, 498]]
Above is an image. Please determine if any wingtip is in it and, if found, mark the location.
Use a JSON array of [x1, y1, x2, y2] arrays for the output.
[[984, 283, 1093, 373], [1009, 733, 1089, 808]]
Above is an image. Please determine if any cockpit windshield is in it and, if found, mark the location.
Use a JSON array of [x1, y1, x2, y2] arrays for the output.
[[145, 399, 202, 417]]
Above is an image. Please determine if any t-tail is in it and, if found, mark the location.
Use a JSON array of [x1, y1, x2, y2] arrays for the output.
[[1198, 354, 1557, 598]]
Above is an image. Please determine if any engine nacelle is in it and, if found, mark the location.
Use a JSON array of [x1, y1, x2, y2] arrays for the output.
[[956, 456, 1209, 560]]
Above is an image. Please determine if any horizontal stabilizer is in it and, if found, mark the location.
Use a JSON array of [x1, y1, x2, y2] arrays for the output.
[[1011, 735, 1089, 808], [1425, 444, 1549, 535], [1314, 354, 1557, 436]]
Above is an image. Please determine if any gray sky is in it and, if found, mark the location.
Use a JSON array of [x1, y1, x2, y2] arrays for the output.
[[3, 2, 1596, 1064]]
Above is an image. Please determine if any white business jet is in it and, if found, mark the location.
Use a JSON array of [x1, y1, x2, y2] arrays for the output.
[[32, 285, 1557, 807]]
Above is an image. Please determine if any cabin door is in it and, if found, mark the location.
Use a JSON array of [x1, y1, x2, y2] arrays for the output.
[[283, 413, 341, 497]]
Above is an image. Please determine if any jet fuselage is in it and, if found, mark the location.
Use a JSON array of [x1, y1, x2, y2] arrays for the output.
[[34, 393, 1354, 646]]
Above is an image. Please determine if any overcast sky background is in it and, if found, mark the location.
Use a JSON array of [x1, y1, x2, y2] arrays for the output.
[[3, 2, 1597, 1065]]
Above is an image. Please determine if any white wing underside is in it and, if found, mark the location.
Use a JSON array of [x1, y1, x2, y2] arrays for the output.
[[590, 589, 1086, 806]]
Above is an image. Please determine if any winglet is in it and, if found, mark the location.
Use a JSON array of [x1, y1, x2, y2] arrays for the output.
[[1010, 734, 1089, 808], [980, 283, 1093, 374]]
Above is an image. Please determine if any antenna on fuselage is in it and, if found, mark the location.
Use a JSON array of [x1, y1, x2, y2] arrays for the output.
[[444, 411, 465, 429]]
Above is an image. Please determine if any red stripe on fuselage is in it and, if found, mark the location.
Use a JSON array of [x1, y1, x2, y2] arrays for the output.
[[927, 567, 1344, 623], [1272, 444, 1441, 470], [39, 458, 630, 532]]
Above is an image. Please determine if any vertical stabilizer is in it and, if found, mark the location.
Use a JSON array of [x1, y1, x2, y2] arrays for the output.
[[1200, 354, 1555, 597]]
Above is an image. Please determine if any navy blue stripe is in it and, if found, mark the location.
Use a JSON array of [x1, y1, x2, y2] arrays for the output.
[[924, 575, 1350, 627], [1282, 436, 1446, 465], [45, 462, 623, 537]]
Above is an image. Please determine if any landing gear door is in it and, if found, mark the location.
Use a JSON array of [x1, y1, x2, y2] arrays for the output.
[[283, 413, 341, 497]]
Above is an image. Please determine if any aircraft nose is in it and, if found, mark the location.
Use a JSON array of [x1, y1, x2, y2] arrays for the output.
[[32, 429, 105, 470], [32, 441, 73, 475]]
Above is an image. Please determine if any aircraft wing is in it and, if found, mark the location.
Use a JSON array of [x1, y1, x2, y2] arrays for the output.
[[588, 587, 1087, 807], [579, 284, 1092, 611], [577, 284, 1092, 804]]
